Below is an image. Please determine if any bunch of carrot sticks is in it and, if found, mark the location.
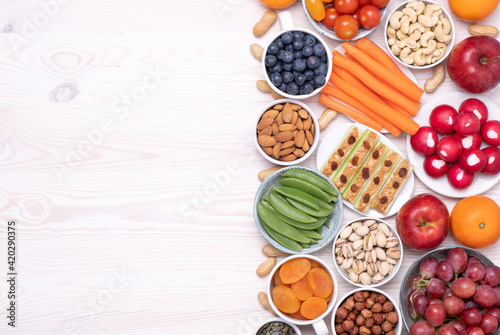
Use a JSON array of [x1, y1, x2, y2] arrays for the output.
[[319, 38, 423, 137]]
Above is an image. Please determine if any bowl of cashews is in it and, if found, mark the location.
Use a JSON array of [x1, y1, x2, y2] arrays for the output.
[[384, 0, 455, 69]]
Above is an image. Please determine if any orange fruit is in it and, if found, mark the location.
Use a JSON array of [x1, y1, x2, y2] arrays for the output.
[[258, 0, 297, 9], [448, 0, 500, 22], [450, 196, 500, 248]]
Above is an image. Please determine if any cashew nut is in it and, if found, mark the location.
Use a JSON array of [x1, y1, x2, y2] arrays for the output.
[[390, 11, 404, 30], [424, 4, 442, 18], [434, 25, 452, 44], [418, 15, 439, 28], [402, 8, 417, 23], [436, 42, 447, 50], [441, 18, 451, 35], [420, 31, 435, 47], [399, 38, 418, 50], [391, 44, 402, 56], [406, 1, 425, 15], [409, 30, 422, 41], [400, 47, 415, 65], [414, 49, 426, 66], [387, 27, 397, 39], [423, 40, 437, 55], [400, 16, 411, 35], [409, 22, 425, 34], [388, 37, 397, 46], [397, 29, 408, 40]]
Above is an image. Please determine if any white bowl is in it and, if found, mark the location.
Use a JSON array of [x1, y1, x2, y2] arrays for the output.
[[384, 0, 455, 70], [332, 217, 403, 288], [331, 287, 402, 335], [253, 317, 302, 335], [254, 99, 320, 166]]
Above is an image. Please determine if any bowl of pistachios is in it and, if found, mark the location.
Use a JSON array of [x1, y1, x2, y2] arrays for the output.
[[332, 217, 403, 288]]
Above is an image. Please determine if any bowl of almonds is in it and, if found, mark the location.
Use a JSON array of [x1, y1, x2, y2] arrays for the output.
[[332, 218, 403, 288], [255, 99, 319, 165]]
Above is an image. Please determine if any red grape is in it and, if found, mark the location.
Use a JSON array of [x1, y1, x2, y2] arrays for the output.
[[443, 295, 465, 316], [468, 256, 481, 265], [451, 277, 476, 298], [429, 297, 444, 306], [428, 278, 447, 298], [464, 298, 480, 309], [483, 265, 500, 286], [466, 262, 486, 282], [410, 320, 436, 335], [414, 294, 430, 316], [485, 306, 500, 323], [443, 287, 453, 298], [421, 257, 439, 279], [493, 286, 500, 306], [461, 308, 483, 327], [464, 326, 486, 335], [447, 248, 468, 273], [427, 303, 447, 327], [408, 288, 426, 304], [449, 319, 467, 334], [437, 260, 455, 282], [438, 324, 460, 335], [412, 274, 424, 289], [408, 301, 418, 319], [478, 313, 498, 335], [473, 285, 496, 308]]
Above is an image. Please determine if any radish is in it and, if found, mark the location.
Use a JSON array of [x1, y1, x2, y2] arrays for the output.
[[459, 148, 487, 173], [447, 163, 475, 189], [453, 111, 481, 136], [481, 120, 500, 146], [410, 126, 438, 156], [429, 104, 458, 135], [481, 147, 500, 175], [459, 98, 488, 125], [424, 154, 449, 178], [437, 136, 462, 162], [452, 132, 482, 150]]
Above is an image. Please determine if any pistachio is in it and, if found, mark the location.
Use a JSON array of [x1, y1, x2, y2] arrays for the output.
[[372, 272, 385, 284], [337, 255, 345, 265], [349, 232, 362, 242], [386, 248, 401, 259], [379, 262, 391, 276], [335, 246, 342, 255], [342, 243, 354, 258], [336, 238, 347, 247], [365, 250, 377, 263], [386, 256, 397, 265], [386, 237, 399, 248], [351, 221, 363, 230], [356, 225, 370, 237], [342, 257, 353, 270], [375, 247, 387, 261], [376, 260, 382, 269], [363, 219, 377, 229], [366, 262, 378, 277], [353, 260, 365, 274], [354, 250, 365, 260], [388, 264, 394, 275], [352, 240, 364, 251], [359, 272, 372, 286], [377, 223, 391, 237], [363, 235, 374, 251], [349, 271, 360, 283], [375, 231, 387, 248], [340, 225, 353, 239]]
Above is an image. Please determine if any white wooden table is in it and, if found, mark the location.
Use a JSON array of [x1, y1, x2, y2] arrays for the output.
[[0, 1, 499, 334]]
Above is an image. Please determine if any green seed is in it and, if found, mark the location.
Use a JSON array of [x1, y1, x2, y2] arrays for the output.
[[261, 201, 325, 230], [282, 169, 338, 196], [259, 219, 302, 253], [269, 191, 317, 223], [279, 177, 333, 202], [258, 202, 310, 243], [286, 197, 333, 217], [273, 185, 320, 210]]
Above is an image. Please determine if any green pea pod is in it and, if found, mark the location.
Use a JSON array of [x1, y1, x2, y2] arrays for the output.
[[269, 192, 317, 223], [279, 178, 333, 202], [331, 196, 338, 203], [282, 169, 338, 196], [258, 203, 311, 243], [308, 238, 318, 245], [261, 201, 325, 230], [315, 226, 323, 234], [295, 227, 323, 240], [323, 220, 330, 229], [273, 185, 320, 210], [299, 242, 310, 249], [260, 220, 302, 252], [287, 198, 333, 217]]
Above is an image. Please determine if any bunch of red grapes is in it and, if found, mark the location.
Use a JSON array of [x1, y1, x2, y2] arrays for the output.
[[408, 247, 500, 335]]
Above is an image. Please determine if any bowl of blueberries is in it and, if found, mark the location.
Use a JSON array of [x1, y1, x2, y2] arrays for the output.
[[262, 12, 332, 99]]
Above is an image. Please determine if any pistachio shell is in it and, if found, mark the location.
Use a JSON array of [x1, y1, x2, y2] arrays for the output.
[[386, 257, 397, 265], [386, 237, 399, 248], [342, 243, 354, 258], [388, 264, 394, 275], [352, 240, 364, 251], [360, 272, 372, 286], [342, 257, 353, 270], [386, 247, 401, 259], [365, 250, 377, 263], [340, 226, 353, 239], [363, 219, 377, 228], [379, 261, 390, 276], [351, 221, 363, 230], [349, 232, 362, 242], [349, 271, 360, 283], [376, 231, 387, 248], [336, 238, 347, 247], [353, 260, 365, 274], [336, 255, 345, 265], [367, 262, 378, 276], [356, 225, 370, 237], [363, 235, 374, 251], [335, 246, 342, 255], [377, 223, 391, 237], [375, 247, 387, 261], [355, 250, 365, 260], [372, 272, 385, 283]]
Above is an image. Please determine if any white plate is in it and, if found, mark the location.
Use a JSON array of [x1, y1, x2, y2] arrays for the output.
[[316, 123, 415, 218], [330, 45, 419, 134], [406, 91, 500, 198]]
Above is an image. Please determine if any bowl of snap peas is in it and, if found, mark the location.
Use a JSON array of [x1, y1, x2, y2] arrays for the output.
[[254, 166, 343, 254]]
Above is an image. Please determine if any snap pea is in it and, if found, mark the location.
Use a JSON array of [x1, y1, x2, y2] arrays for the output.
[[273, 185, 320, 210], [295, 227, 323, 240], [299, 242, 310, 249], [315, 226, 323, 234], [269, 192, 317, 223], [308, 237, 318, 245], [258, 203, 310, 243], [282, 169, 338, 196], [261, 201, 326, 230], [278, 178, 333, 202], [260, 219, 302, 252], [286, 198, 333, 217]]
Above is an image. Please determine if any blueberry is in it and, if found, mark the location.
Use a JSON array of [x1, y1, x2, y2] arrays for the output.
[[299, 85, 305, 95], [304, 69, 314, 81], [271, 73, 282, 87], [295, 74, 306, 86], [287, 82, 299, 95], [278, 83, 288, 93], [302, 46, 314, 58], [313, 43, 326, 57], [292, 39, 304, 51], [267, 43, 279, 55], [282, 71, 294, 84], [292, 71, 300, 78], [314, 62, 328, 76], [276, 39, 284, 50], [293, 51, 303, 60], [306, 56, 320, 69], [292, 59, 306, 72], [277, 50, 285, 60], [303, 82, 314, 95], [270, 63, 283, 74], [281, 32, 294, 45], [283, 62, 292, 71], [313, 75, 326, 87], [320, 54, 327, 63], [282, 51, 294, 63], [293, 31, 305, 40], [285, 44, 294, 52], [265, 55, 278, 67], [303, 34, 316, 47]]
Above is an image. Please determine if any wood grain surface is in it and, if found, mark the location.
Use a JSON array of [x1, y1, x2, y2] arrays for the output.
[[0, 0, 499, 334]]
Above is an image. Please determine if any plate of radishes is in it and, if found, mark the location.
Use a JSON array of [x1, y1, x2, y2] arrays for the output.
[[407, 92, 500, 198]]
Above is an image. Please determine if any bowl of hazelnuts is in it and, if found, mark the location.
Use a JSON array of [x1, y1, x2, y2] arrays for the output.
[[332, 288, 402, 335]]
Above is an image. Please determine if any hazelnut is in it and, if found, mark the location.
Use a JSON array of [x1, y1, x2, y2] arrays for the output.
[[365, 298, 375, 309], [335, 317, 345, 324], [373, 313, 384, 325], [344, 297, 356, 311], [335, 324, 344, 333], [355, 301, 366, 311], [363, 291, 370, 300], [340, 333, 349, 335], [337, 307, 348, 319], [347, 312, 358, 321], [353, 309, 361, 316], [343, 319, 355, 332], [375, 294, 387, 304], [386, 311, 398, 324], [386, 330, 396, 335], [382, 301, 394, 313], [354, 291, 365, 302], [381, 321, 393, 332], [371, 324, 382, 335], [361, 309, 373, 319], [359, 325, 371, 335], [356, 315, 366, 326], [365, 318, 375, 328], [370, 292, 378, 300], [371, 303, 383, 313], [352, 326, 359, 335]]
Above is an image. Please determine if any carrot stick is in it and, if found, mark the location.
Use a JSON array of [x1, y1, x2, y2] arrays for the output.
[[318, 94, 383, 132], [332, 51, 420, 115], [321, 83, 402, 137], [383, 98, 412, 117], [329, 72, 420, 135], [355, 38, 407, 78], [342, 42, 424, 101]]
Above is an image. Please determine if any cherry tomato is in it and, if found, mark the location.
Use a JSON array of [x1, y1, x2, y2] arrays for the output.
[[334, 0, 359, 15], [369, 0, 389, 8], [353, 8, 362, 28], [322, 6, 341, 29], [334, 15, 359, 40], [358, 0, 370, 7], [322, 0, 334, 2], [306, 0, 326, 20], [358, 4, 381, 28]]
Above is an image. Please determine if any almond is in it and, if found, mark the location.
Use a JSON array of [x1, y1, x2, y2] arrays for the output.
[[257, 117, 273, 131], [279, 124, 296, 132], [294, 130, 305, 147], [256, 79, 272, 93], [258, 135, 276, 147], [250, 43, 264, 62], [273, 104, 284, 111], [281, 140, 295, 149], [262, 109, 279, 120], [275, 131, 294, 142], [310, 123, 315, 135], [281, 154, 297, 161], [298, 109, 309, 119], [279, 146, 296, 157], [305, 130, 314, 145], [303, 116, 312, 130], [290, 104, 301, 111], [303, 139, 310, 152], [291, 111, 298, 125], [272, 122, 279, 136], [260, 126, 272, 137], [282, 103, 293, 123], [276, 112, 283, 125], [262, 146, 273, 155], [293, 148, 305, 158], [256, 257, 276, 277], [253, 10, 277, 37], [272, 142, 282, 159], [296, 118, 304, 130]]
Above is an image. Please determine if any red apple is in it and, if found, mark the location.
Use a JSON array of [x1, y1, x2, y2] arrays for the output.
[[447, 36, 500, 94], [437, 136, 463, 162], [453, 132, 482, 150], [429, 104, 458, 135], [459, 148, 487, 173], [481, 147, 500, 175], [459, 98, 489, 125], [396, 193, 450, 250], [481, 120, 500, 146], [448, 163, 475, 189], [411, 126, 438, 156], [454, 111, 481, 136], [424, 154, 449, 178]]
